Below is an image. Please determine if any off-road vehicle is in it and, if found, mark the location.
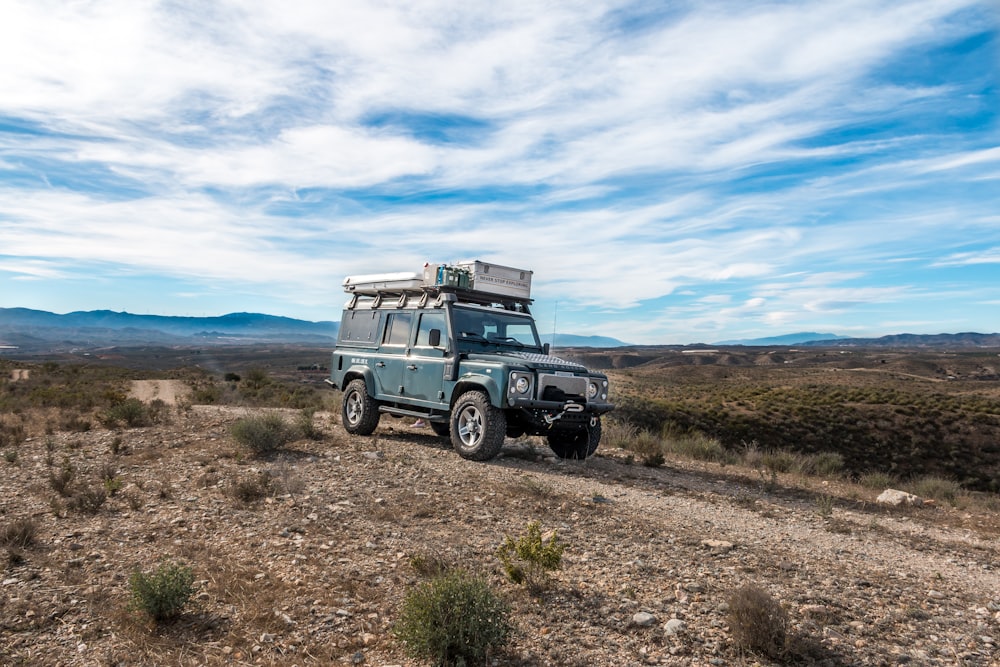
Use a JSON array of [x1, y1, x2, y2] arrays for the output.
[[327, 261, 614, 461]]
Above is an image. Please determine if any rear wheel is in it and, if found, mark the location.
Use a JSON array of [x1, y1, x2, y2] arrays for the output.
[[547, 419, 601, 460], [341, 378, 380, 435], [451, 391, 506, 461]]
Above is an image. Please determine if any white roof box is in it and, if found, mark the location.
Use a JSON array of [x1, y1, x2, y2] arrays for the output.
[[343, 272, 423, 295]]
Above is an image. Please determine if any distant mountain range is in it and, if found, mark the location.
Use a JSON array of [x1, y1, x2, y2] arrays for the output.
[[543, 333, 631, 348], [714, 332, 849, 346], [0, 308, 339, 347], [0, 308, 632, 349], [715, 331, 1000, 348], [1, 310, 995, 351]]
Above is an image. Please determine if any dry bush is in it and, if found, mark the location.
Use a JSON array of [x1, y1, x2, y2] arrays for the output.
[[228, 471, 273, 503], [68, 484, 107, 514], [626, 429, 665, 467], [727, 584, 789, 660], [601, 419, 639, 449], [0, 517, 37, 549], [230, 413, 296, 455]]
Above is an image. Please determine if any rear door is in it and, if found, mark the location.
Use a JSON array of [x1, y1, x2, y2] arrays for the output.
[[373, 310, 412, 399]]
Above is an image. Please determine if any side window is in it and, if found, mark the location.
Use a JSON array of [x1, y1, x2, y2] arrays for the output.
[[415, 311, 446, 347], [382, 311, 413, 346], [340, 310, 381, 345]]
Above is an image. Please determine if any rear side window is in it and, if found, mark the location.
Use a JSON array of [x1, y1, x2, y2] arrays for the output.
[[339, 310, 382, 346], [383, 312, 413, 346]]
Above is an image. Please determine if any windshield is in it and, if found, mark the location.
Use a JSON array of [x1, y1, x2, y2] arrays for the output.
[[452, 306, 541, 349]]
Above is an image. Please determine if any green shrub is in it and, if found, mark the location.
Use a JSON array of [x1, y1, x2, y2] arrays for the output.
[[129, 560, 197, 622], [230, 413, 295, 455], [906, 476, 961, 504], [665, 432, 736, 464], [809, 451, 845, 477], [496, 521, 564, 592], [727, 584, 789, 660], [761, 449, 797, 473], [858, 471, 895, 489], [394, 570, 512, 666], [101, 398, 155, 428]]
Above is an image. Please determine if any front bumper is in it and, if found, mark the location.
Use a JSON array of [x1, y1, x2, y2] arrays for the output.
[[508, 396, 615, 415]]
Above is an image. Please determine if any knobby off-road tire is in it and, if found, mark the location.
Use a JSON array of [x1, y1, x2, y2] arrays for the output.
[[451, 390, 506, 461], [547, 419, 602, 460], [341, 378, 381, 435]]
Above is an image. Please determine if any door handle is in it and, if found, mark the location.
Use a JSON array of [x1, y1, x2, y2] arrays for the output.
[[376, 362, 385, 368], [407, 364, 418, 371]]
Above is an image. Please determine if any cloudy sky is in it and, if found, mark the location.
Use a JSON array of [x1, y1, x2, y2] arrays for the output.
[[1, 0, 997, 344]]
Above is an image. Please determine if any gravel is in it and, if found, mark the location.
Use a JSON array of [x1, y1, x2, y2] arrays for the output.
[[1, 404, 997, 666]]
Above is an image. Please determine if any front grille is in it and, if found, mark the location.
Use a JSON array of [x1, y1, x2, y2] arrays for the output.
[[537, 373, 587, 399]]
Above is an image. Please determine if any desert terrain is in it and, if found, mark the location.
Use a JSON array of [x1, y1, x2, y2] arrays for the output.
[[0, 352, 998, 666]]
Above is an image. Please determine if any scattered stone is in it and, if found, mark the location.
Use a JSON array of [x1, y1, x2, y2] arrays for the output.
[[633, 612, 657, 627], [664, 618, 686, 636], [701, 539, 733, 555]]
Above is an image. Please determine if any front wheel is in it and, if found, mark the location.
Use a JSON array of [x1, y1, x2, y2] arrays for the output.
[[547, 419, 601, 460], [341, 378, 381, 435], [450, 391, 506, 461]]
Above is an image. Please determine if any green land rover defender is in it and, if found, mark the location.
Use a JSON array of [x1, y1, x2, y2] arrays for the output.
[[326, 261, 614, 461]]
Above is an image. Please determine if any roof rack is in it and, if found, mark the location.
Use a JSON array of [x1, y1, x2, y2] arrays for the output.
[[345, 285, 531, 313], [342, 261, 534, 313]]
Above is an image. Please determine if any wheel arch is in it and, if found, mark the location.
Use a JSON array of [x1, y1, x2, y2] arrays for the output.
[[451, 376, 502, 408], [340, 367, 375, 393]]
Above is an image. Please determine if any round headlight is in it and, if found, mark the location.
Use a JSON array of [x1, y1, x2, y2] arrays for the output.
[[587, 382, 599, 399], [515, 376, 530, 394]]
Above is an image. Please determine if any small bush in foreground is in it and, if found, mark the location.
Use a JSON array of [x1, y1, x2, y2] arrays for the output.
[[727, 584, 789, 660], [129, 560, 196, 623], [231, 414, 295, 455], [496, 521, 564, 592], [395, 570, 512, 666]]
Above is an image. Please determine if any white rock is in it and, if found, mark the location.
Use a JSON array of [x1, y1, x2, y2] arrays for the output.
[[664, 618, 686, 636], [632, 612, 657, 627], [876, 489, 924, 506]]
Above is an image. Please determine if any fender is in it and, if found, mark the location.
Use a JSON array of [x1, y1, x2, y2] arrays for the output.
[[340, 365, 377, 394], [452, 373, 502, 408]]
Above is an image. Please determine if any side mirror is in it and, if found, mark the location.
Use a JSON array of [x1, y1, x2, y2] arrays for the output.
[[543, 343, 550, 355], [428, 329, 442, 347]]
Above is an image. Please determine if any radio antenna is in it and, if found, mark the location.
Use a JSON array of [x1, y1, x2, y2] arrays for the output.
[[551, 301, 558, 352]]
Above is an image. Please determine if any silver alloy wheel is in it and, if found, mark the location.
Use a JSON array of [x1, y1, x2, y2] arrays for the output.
[[345, 390, 363, 426], [457, 404, 484, 447]]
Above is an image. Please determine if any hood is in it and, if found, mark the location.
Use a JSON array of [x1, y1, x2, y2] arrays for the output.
[[464, 350, 589, 372]]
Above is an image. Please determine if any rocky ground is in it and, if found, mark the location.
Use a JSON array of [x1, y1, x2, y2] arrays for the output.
[[1, 398, 998, 666]]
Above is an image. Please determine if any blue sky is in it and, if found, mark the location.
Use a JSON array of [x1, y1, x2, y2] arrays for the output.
[[1, 1, 998, 345]]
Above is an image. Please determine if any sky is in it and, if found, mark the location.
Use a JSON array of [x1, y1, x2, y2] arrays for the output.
[[1, 1, 998, 345]]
